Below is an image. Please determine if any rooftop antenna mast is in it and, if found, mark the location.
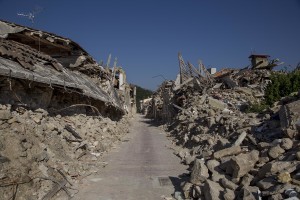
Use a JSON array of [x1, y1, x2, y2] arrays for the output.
[[17, 12, 35, 23], [17, 6, 43, 24], [17, 6, 43, 51]]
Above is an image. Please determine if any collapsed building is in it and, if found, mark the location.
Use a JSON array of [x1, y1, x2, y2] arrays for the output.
[[0, 20, 135, 199], [145, 53, 300, 199], [0, 20, 136, 118]]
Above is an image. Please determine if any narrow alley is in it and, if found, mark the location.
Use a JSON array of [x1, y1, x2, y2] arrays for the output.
[[74, 115, 188, 200]]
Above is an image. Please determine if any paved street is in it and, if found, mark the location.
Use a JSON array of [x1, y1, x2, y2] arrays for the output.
[[75, 115, 188, 200]]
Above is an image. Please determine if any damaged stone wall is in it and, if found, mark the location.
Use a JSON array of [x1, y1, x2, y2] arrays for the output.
[[145, 54, 300, 199], [0, 20, 134, 199], [0, 20, 134, 117], [0, 103, 129, 199]]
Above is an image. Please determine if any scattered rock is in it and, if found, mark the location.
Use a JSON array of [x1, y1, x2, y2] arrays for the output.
[[220, 177, 238, 190], [231, 150, 259, 178], [257, 177, 277, 190], [0, 110, 11, 120], [224, 188, 235, 200], [202, 179, 224, 200], [281, 138, 293, 150], [213, 146, 242, 160], [278, 172, 292, 183], [190, 159, 209, 185], [268, 145, 285, 159]]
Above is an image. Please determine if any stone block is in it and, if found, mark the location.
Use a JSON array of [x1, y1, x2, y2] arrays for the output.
[[207, 97, 227, 110], [268, 145, 285, 159], [231, 150, 259, 178], [190, 159, 209, 185], [202, 180, 224, 200], [0, 110, 11, 120], [214, 146, 242, 160]]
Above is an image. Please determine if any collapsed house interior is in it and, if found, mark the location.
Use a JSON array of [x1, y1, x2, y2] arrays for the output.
[[0, 20, 136, 119], [0, 20, 137, 199]]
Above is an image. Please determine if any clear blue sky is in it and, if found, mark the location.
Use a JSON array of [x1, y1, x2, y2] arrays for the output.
[[1, 0, 300, 90]]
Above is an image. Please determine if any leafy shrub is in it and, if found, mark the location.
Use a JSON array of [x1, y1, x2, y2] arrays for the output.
[[265, 70, 300, 106], [246, 103, 269, 113]]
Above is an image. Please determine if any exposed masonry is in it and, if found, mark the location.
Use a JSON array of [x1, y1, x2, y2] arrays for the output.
[[0, 20, 136, 118], [0, 20, 135, 199], [143, 53, 300, 199]]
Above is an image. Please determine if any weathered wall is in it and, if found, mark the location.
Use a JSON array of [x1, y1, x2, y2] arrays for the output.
[[0, 76, 123, 119]]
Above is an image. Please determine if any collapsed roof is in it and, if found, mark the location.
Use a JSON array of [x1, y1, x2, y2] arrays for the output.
[[0, 20, 124, 115]]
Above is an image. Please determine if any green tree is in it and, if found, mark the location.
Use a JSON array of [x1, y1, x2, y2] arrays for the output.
[[135, 85, 153, 113]]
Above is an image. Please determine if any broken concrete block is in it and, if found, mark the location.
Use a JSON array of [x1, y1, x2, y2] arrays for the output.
[[31, 114, 43, 124], [206, 159, 220, 173], [224, 188, 235, 200], [280, 138, 293, 150], [0, 110, 12, 120], [211, 173, 226, 182], [233, 131, 247, 146], [181, 182, 193, 199], [184, 155, 195, 165], [207, 97, 227, 110], [257, 142, 271, 150], [236, 186, 260, 200], [202, 179, 224, 200], [257, 177, 277, 190], [277, 171, 292, 183], [178, 149, 190, 159], [261, 183, 294, 197], [285, 128, 298, 139], [231, 150, 259, 178], [258, 161, 300, 179], [213, 146, 242, 160], [240, 174, 254, 187], [220, 177, 238, 190], [279, 100, 300, 130], [190, 159, 209, 185], [268, 145, 285, 159]]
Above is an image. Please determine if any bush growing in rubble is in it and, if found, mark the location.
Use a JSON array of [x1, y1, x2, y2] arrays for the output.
[[265, 69, 300, 106], [247, 69, 300, 113], [246, 102, 269, 113]]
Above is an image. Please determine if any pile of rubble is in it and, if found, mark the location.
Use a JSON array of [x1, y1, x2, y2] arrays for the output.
[[0, 103, 129, 199], [0, 20, 135, 199], [146, 54, 300, 199], [173, 94, 300, 200]]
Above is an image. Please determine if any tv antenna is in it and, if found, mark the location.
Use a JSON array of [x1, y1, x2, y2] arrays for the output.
[[17, 12, 35, 23], [17, 6, 43, 24], [17, 6, 44, 52]]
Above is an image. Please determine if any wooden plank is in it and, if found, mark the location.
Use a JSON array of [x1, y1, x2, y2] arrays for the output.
[[65, 125, 82, 140], [42, 179, 67, 200]]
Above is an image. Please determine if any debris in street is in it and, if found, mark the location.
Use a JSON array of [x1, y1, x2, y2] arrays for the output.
[[0, 20, 134, 199], [144, 53, 300, 199]]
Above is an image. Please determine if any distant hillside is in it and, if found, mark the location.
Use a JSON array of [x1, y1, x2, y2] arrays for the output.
[[135, 85, 153, 113]]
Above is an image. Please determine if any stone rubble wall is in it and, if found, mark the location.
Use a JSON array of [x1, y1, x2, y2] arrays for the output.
[[0, 104, 129, 199], [147, 69, 300, 199]]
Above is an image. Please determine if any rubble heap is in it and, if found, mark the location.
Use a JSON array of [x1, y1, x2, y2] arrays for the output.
[[146, 54, 300, 199], [0, 20, 135, 199], [0, 103, 129, 199]]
